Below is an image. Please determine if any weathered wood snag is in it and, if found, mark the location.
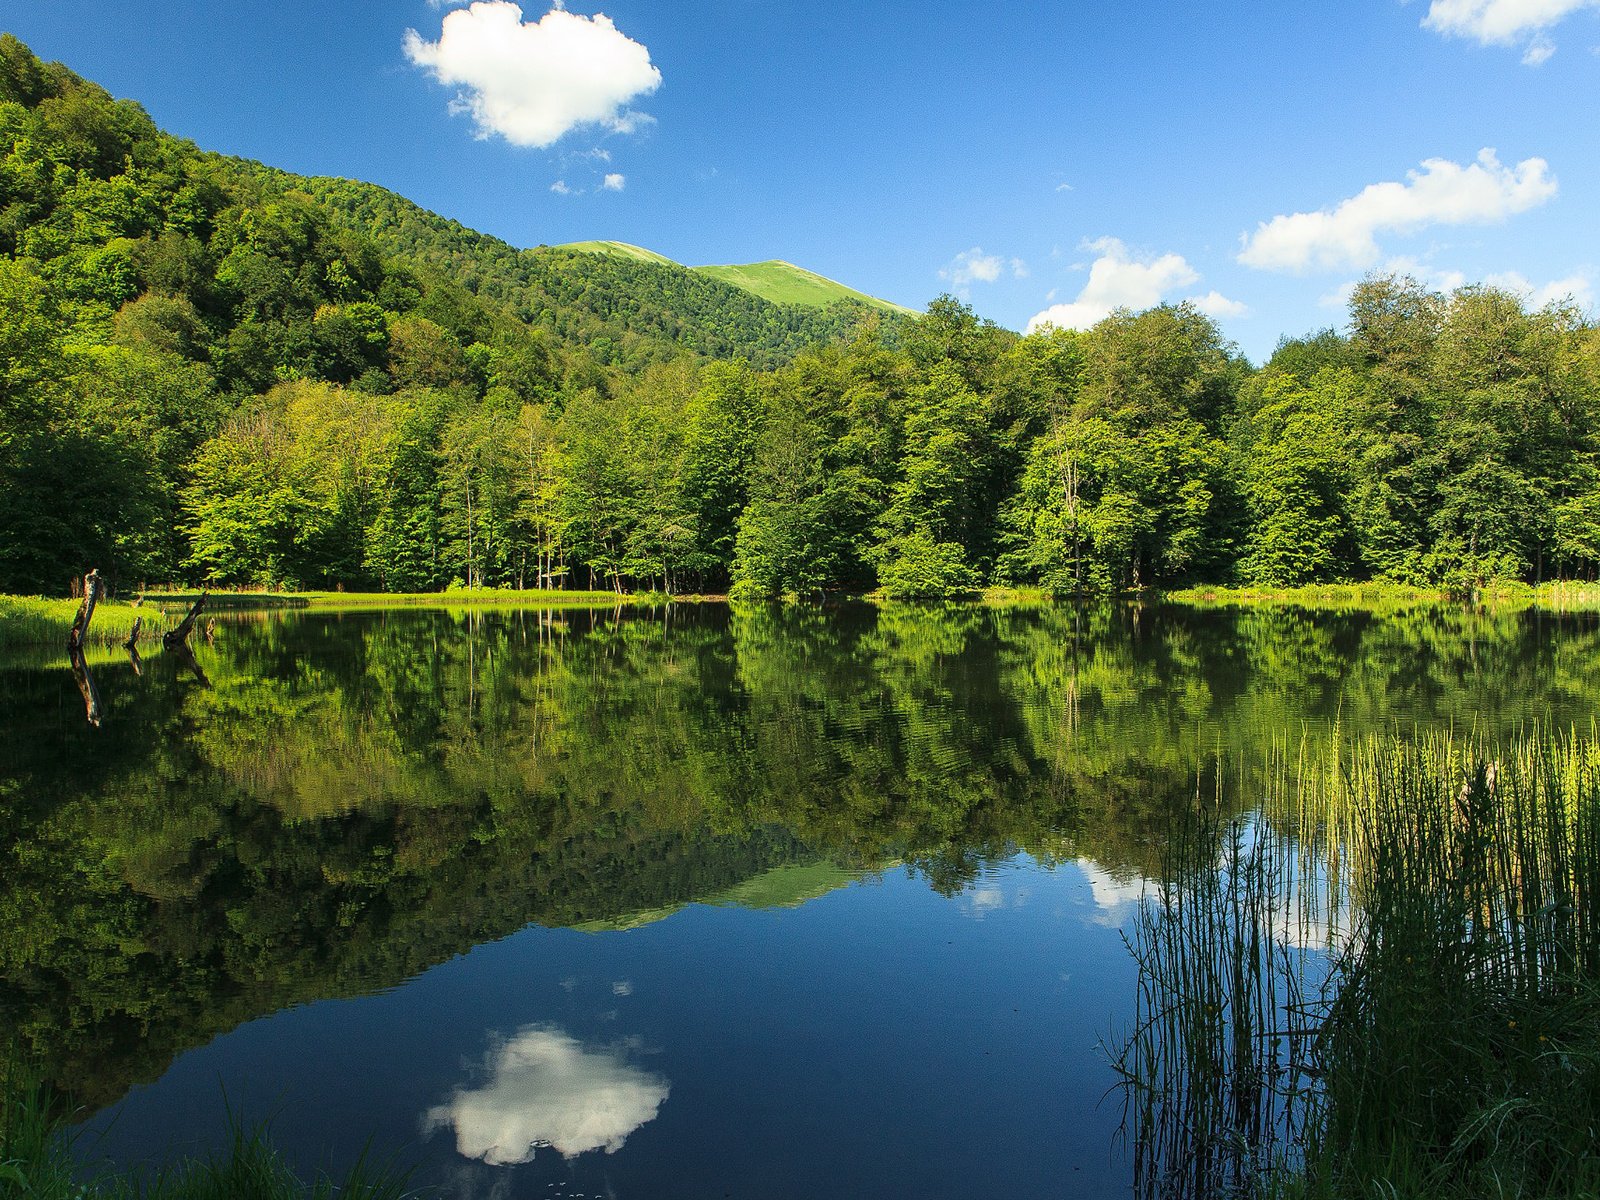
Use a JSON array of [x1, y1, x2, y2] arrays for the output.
[[68, 648, 102, 727], [163, 592, 208, 650], [168, 638, 210, 687], [124, 616, 144, 675], [66, 568, 102, 651]]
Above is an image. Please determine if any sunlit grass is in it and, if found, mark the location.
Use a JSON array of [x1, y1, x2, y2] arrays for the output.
[[134, 588, 656, 612], [0, 597, 173, 649]]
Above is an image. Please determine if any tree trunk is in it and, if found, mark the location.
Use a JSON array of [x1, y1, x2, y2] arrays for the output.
[[163, 592, 209, 650], [67, 568, 103, 651], [68, 648, 102, 726]]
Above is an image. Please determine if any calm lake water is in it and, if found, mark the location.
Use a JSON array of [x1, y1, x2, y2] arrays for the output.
[[4, 601, 1599, 1198]]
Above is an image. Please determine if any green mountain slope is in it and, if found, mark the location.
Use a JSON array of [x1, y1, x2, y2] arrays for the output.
[[557, 238, 913, 315], [0, 32, 908, 384], [556, 239, 676, 266], [695, 260, 915, 314]]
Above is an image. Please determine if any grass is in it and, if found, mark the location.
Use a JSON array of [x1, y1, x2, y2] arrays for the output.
[[554, 239, 677, 265], [0, 1080, 412, 1200], [134, 588, 655, 612], [692, 260, 916, 314], [0, 587, 664, 648], [1117, 730, 1600, 1199], [1164, 582, 1461, 610], [0, 597, 173, 649], [1164, 579, 1600, 612]]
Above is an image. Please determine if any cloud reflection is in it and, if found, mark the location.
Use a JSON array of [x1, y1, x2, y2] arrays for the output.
[[427, 1025, 669, 1165]]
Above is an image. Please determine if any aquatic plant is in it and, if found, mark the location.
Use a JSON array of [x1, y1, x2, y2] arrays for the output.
[[0, 1077, 413, 1200], [1117, 730, 1600, 1198]]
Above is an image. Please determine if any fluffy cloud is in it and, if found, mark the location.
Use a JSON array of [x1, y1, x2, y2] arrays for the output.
[[405, 1, 661, 149], [1026, 237, 1202, 331], [1423, 0, 1600, 61], [601, 173, 626, 191], [1238, 149, 1557, 273], [1075, 858, 1146, 929], [426, 1025, 669, 1164], [940, 247, 1026, 287], [1484, 269, 1594, 309], [1188, 290, 1250, 319]]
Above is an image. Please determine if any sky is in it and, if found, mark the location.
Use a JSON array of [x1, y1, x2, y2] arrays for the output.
[[6, 0, 1599, 361]]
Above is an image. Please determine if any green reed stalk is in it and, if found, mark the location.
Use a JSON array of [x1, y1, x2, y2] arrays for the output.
[[0, 1076, 413, 1200], [1117, 728, 1600, 1199]]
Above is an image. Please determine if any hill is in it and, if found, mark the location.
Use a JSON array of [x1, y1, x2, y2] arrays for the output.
[[555, 239, 676, 266], [555, 240, 914, 315], [695, 260, 915, 315]]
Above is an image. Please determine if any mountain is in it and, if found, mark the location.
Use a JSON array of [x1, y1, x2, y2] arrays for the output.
[[555, 239, 676, 266], [557, 240, 914, 315], [0, 33, 911, 384], [695, 260, 916, 315]]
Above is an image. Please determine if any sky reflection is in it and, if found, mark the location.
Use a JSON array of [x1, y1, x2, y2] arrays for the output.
[[426, 1025, 669, 1165]]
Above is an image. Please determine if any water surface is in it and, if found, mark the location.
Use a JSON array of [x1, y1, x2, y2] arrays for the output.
[[3, 601, 1596, 1197]]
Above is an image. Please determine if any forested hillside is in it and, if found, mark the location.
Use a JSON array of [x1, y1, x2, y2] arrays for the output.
[[3, 33, 1599, 599]]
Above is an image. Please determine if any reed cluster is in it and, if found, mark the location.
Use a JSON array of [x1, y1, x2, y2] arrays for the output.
[[0, 598, 171, 650], [0, 1080, 410, 1200], [1118, 730, 1600, 1199]]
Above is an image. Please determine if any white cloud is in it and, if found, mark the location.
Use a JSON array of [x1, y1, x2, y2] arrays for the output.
[[1075, 858, 1146, 928], [1056, 182, 1075, 193], [1318, 280, 1358, 311], [941, 247, 1003, 286], [1424, 0, 1600, 60], [1187, 290, 1250, 319], [1026, 237, 1199, 332], [426, 1025, 669, 1165], [1522, 36, 1558, 62], [550, 179, 573, 195], [405, 1, 662, 149], [601, 172, 626, 191], [1483, 269, 1594, 309], [1238, 149, 1557, 273]]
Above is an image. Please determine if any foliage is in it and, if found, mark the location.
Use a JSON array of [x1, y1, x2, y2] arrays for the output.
[[1117, 729, 1600, 1199], [3, 36, 1600, 599]]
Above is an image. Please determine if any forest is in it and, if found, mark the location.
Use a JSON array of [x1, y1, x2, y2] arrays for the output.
[[3, 33, 1599, 600]]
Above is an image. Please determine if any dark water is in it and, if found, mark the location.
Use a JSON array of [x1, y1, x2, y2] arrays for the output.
[[3, 601, 1598, 1198]]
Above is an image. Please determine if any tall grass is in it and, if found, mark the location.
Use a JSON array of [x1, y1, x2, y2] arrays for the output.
[[0, 598, 172, 649], [1117, 730, 1600, 1199], [0, 1078, 412, 1200], [1114, 768, 1329, 1200]]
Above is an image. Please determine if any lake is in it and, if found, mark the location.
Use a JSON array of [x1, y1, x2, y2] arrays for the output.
[[3, 601, 1598, 1198]]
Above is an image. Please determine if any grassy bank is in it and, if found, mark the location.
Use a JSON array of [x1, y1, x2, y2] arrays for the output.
[[0, 1082, 408, 1200], [1119, 730, 1600, 1198], [0, 588, 661, 647], [1164, 579, 1600, 612], [136, 587, 653, 611], [0, 598, 174, 650]]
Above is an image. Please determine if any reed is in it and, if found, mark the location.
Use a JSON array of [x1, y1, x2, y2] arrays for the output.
[[0, 1077, 412, 1200], [1116, 729, 1600, 1199], [0, 597, 172, 649]]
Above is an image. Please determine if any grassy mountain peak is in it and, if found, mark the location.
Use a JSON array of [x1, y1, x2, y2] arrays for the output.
[[694, 259, 915, 315]]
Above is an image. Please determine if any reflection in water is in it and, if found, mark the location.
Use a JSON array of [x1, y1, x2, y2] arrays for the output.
[[5, 599, 1600, 1161], [1116, 813, 1330, 1200], [1078, 858, 1147, 927], [426, 1025, 669, 1164]]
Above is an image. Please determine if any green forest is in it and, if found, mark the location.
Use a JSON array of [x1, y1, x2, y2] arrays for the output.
[[3, 34, 1599, 600]]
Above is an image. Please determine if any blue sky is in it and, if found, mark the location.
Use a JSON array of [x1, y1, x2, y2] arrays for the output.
[[7, 0, 1598, 360]]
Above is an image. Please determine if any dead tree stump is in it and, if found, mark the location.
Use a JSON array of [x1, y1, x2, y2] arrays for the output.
[[163, 592, 208, 650], [66, 569, 102, 651]]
